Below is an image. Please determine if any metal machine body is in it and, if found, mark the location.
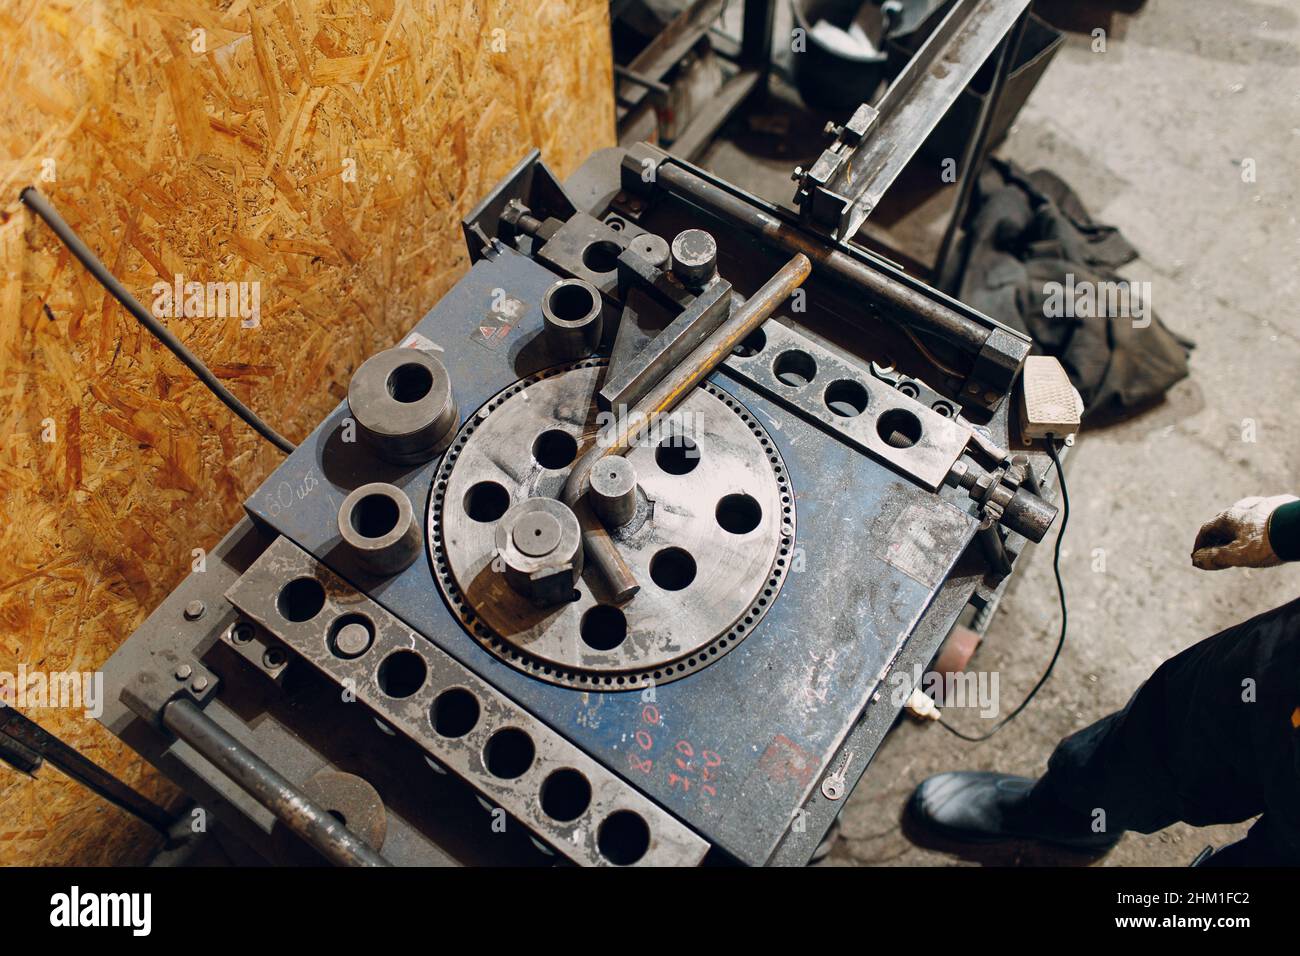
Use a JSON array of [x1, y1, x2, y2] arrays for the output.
[[97, 2, 1062, 866]]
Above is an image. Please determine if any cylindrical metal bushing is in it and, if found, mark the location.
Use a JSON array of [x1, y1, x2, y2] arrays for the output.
[[494, 498, 584, 606], [589, 455, 638, 528], [338, 482, 422, 575], [347, 347, 458, 464], [628, 233, 671, 270], [670, 229, 718, 289], [541, 278, 603, 359]]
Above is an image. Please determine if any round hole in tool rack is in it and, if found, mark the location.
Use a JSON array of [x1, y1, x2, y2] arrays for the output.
[[580, 604, 628, 651], [650, 547, 696, 591], [484, 727, 535, 779], [774, 349, 817, 387], [654, 434, 699, 475], [386, 362, 434, 403], [824, 379, 869, 418], [732, 327, 767, 358], [377, 650, 428, 699], [877, 408, 923, 449], [350, 492, 400, 538], [581, 240, 622, 274], [716, 493, 763, 535], [463, 481, 510, 522], [276, 576, 326, 622], [549, 282, 597, 322], [532, 429, 579, 470], [327, 613, 375, 659], [540, 768, 592, 822], [431, 687, 480, 738], [597, 810, 651, 865]]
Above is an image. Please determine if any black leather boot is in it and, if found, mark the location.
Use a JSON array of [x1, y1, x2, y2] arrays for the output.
[[908, 772, 1122, 851]]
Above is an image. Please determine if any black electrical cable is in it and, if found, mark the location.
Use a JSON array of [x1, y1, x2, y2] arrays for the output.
[[19, 187, 297, 455], [938, 438, 1069, 742]]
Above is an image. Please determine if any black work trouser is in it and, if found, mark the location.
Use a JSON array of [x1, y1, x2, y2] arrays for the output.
[[1033, 596, 1300, 864]]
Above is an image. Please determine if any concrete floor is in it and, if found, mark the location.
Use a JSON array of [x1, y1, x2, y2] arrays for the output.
[[704, 0, 1300, 866]]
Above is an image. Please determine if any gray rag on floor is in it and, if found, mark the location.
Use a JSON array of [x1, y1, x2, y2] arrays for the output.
[[957, 158, 1193, 420]]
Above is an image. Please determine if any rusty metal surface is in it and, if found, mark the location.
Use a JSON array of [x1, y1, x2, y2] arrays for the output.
[[234, 250, 983, 865], [431, 362, 792, 689], [226, 535, 710, 867], [724, 319, 970, 491]]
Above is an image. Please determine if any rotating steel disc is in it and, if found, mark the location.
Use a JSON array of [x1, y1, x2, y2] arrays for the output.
[[428, 360, 795, 689]]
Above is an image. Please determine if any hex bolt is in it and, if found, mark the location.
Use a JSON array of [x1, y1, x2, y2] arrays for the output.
[[346, 347, 458, 465], [183, 600, 205, 621], [494, 498, 584, 606], [191, 676, 209, 693], [670, 229, 718, 290], [175, 664, 193, 681], [589, 456, 638, 528]]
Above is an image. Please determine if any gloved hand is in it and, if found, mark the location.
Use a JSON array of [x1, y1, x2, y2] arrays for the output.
[[1191, 495, 1300, 570]]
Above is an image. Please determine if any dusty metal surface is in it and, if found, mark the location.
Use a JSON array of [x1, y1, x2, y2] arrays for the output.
[[432, 362, 792, 689], [724, 320, 970, 491], [226, 535, 711, 867]]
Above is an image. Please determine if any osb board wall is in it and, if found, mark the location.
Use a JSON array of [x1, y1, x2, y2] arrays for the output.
[[0, 0, 613, 865]]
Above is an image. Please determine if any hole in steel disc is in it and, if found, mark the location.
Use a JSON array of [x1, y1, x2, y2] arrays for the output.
[[532, 429, 578, 470], [581, 240, 621, 274], [877, 408, 923, 448], [350, 492, 400, 538], [824, 379, 869, 417], [541, 768, 593, 822], [464, 481, 510, 522], [732, 327, 766, 358], [386, 363, 433, 403], [650, 547, 696, 591], [774, 349, 817, 388], [716, 493, 762, 535], [377, 650, 427, 699], [580, 605, 628, 650], [597, 810, 651, 865], [431, 687, 480, 738], [484, 728, 535, 779], [277, 577, 326, 622], [549, 283, 595, 322], [654, 435, 699, 475]]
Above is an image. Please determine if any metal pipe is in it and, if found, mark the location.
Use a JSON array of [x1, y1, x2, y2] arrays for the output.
[[564, 253, 812, 600], [934, 9, 1030, 290], [0, 706, 174, 832], [161, 698, 391, 867], [654, 163, 991, 354]]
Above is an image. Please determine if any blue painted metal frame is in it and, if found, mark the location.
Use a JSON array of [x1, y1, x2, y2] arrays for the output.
[[244, 249, 979, 865]]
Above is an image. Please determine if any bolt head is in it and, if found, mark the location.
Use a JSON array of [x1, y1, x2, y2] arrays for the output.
[[183, 600, 205, 621], [174, 664, 193, 680]]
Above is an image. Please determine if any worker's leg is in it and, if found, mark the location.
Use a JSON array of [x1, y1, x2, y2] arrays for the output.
[[1033, 595, 1300, 852], [910, 596, 1300, 859]]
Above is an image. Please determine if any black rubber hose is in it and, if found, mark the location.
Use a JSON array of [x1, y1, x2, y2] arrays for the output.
[[19, 187, 297, 454]]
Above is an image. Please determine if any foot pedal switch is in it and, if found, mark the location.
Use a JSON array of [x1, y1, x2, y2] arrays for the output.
[[1019, 356, 1082, 440]]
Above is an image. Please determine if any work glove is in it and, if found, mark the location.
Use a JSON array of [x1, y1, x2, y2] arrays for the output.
[[1190, 495, 1299, 571]]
